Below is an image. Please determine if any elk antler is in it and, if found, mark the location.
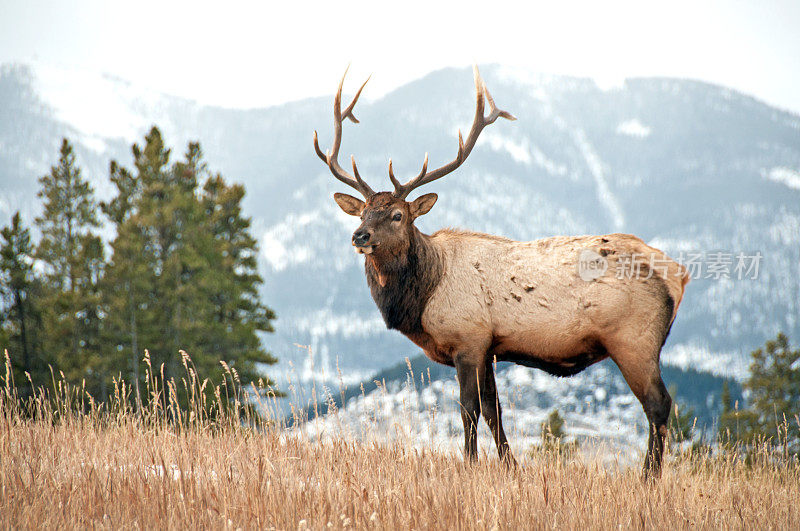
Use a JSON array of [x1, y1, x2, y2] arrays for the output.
[[390, 65, 516, 199], [313, 66, 375, 198]]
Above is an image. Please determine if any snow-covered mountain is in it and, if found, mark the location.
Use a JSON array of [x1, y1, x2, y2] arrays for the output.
[[253, 65, 800, 387], [1, 61, 799, 401]]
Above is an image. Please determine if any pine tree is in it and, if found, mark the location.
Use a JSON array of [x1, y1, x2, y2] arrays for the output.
[[100, 157, 150, 393], [745, 333, 800, 453], [537, 409, 578, 457], [35, 139, 105, 395], [102, 128, 278, 398], [0, 213, 45, 395], [542, 409, 566, 440], [102, 128, 173, 389], [717, 380, 752, 444], [667, 384, 696, 444], [718, 333, 799, 455], [720, 381, 732, 416], [199, 171, 278, 386]]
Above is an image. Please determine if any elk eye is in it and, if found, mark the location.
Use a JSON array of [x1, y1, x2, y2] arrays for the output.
[[392, 212, 402, 222]]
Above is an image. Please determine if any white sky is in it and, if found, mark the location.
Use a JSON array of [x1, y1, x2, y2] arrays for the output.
[[2, 0, 800, 113]]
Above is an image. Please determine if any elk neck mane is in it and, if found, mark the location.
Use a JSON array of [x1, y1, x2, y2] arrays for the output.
[[365, 228, 443, 335]]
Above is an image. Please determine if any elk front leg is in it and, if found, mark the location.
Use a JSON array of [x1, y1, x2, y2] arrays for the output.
[[481, 359, 516, 467], [455, 355, 483, 463]]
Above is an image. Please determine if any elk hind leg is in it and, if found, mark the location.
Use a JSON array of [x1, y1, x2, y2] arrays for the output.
[[642, 376, 671, 477], [480, 359, 516, 467], [613, 352, 672, 478]]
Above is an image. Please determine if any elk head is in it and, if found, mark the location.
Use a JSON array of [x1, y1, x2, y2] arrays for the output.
[[313, 65, 515, 262]]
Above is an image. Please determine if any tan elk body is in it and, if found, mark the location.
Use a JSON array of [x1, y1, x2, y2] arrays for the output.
[[415, 230, 686, 371], [314, 66, 689, 476]]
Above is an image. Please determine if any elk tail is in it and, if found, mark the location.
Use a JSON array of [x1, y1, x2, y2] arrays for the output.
[[670, 263, 691, 325]]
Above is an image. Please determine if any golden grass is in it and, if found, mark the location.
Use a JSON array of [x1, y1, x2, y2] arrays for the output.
[[2, 353, 799, 529]]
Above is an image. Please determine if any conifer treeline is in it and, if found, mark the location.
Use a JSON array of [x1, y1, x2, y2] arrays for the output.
[[0, 127, 277, 400]]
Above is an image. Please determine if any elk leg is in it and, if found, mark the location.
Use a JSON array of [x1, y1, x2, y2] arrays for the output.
[[641, 376, 671, 478], [613, 355, 672, 478], [480, 359, 516, 467], [455, 355, 483, 463]]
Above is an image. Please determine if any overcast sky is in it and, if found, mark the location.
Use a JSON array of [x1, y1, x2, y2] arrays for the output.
[[2, 0, 799, 113]]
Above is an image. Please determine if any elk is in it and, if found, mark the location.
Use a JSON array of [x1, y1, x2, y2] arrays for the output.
[[313, 66, 690, 477]]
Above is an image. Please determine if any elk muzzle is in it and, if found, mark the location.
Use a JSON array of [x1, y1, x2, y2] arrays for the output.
[[352, 228, 376, 254]]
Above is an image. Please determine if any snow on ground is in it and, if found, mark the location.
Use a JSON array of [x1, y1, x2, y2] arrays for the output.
[[294, 362, 647, 464]]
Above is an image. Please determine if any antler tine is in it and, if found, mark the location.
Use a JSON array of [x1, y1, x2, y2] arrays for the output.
[[350, 155, 371, 190], [391, 65, 515, 199], [342, 75, 371, 123], [313, 130, 326, 160], [419, 152, 429, 177], [389, 154, 430, 191], [388, 159, 402, 191], [472, 64, 486, 133], [483, 82, 517, 124], [313, 67, 375, 198]]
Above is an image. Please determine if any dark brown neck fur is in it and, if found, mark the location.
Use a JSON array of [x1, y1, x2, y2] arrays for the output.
[[365, 228, 443, 334]]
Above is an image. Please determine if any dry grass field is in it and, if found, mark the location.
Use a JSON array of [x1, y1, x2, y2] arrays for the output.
[[2, 354, 799, 529]]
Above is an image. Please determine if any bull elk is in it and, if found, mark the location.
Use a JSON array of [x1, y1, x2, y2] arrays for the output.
[[313, 66, 689, 477]]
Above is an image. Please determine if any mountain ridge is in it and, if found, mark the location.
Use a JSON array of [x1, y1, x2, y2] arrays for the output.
[[1, 62, 798, 395]]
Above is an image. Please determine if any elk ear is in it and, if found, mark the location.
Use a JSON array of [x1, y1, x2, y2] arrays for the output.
[[409, 193, 437, 219], [333, 193, 365, 216]]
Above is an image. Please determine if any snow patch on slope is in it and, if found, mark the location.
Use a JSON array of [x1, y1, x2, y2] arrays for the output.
[[616, 119, 651, 138], [294, 308, 386, 339], [530, 145, 569, 177], [573, 129, 625, 230], [646, 237, 698, 254], [763, 167, 800, 190], [261, 211, 321, 271], [483, 134, 532, 165], [768, 210, 800, 246], [28, 60, 173, 145], [492, 66, 553, 102], [663, 343, 748, 380], [482, 133, 569, 177], [492, 65, 625, 96], [593, 74, 627, 92]]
